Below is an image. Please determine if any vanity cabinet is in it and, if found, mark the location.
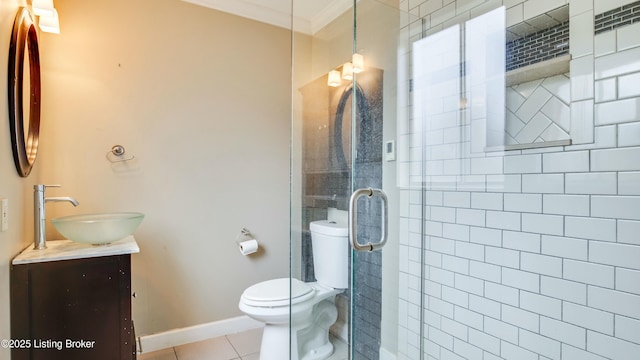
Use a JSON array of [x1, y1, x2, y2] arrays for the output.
[[10, 253, 136, 360]]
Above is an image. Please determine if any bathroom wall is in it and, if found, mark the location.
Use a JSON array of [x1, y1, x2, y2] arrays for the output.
[[36, 0, 292, 336], [0, 2, 38, 358], [398, 0, 640, 359]]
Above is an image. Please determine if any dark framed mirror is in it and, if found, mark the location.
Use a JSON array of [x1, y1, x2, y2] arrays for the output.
[[8, 7, 41, 177]]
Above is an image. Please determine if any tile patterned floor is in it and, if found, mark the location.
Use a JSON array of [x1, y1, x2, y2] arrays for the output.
[[137, 328, 347, 360]]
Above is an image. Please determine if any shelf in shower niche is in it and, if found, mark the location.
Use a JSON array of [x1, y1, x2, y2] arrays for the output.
[[506, 54, 571, 86]]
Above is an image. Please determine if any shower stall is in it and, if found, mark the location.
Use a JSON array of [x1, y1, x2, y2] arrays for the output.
[[290, 0, 640, 359]]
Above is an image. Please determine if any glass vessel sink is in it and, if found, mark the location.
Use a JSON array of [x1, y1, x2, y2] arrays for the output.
[[51, 212, 144, 245]]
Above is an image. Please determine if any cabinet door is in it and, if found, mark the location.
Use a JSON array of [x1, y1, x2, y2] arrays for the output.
[[11, 255, 133, 360]]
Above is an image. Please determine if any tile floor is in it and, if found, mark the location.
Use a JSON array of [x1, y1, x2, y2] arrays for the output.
[[137, 328, 348, 360]]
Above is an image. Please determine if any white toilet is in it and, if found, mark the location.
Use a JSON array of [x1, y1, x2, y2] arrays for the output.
[[238, 220, 348, 360]]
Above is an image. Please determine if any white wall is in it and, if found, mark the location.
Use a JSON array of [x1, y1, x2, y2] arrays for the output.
[[35, 0, 292, 336], [0, 2, 39, 358], [398, 0, 640, 359]]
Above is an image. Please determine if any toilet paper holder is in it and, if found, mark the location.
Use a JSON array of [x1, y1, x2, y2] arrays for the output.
[[236, 228, 259, 256]]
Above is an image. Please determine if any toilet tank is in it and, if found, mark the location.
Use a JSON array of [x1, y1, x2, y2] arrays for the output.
[[310, 220, 348, 289]]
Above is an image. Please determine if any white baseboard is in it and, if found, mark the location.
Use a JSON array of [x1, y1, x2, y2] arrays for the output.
[[138, 315, 263, 353], [380, 346, 397, 360]]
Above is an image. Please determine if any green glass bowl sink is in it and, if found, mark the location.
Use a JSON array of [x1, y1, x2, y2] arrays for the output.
[[51, 212, 144, 245]]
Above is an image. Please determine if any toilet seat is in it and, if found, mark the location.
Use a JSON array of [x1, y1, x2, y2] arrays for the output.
[[241, 278, 315, 307]]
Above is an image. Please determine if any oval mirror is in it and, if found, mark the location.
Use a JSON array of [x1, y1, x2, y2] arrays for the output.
[[334, 83, 370, 171], [8, 7, 41, 177]]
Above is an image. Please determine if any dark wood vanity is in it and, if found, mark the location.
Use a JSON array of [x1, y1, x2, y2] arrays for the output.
[[10, 238, 138, 360]]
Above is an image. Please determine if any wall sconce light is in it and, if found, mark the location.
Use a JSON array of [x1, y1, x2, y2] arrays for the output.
[[352, 53, 364, 73], [38, 8, 60, 34], [328, 70, 341, 87], [32, 0, 55, 16], [31, 0, 61, 34], [342, 62, 353, 80]]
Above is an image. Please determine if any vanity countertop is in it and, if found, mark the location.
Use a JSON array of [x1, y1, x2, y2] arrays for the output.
[[12, 235, 139, 265]]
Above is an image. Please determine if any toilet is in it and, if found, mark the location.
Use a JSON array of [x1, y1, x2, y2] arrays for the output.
[[238, 220, 348, 360]]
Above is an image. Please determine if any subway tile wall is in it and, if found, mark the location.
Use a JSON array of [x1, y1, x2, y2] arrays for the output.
[[397, 0, 640, 359], [506, 22, 570, 71]]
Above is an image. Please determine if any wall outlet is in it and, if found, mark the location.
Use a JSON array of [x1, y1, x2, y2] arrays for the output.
[[1, 198, 7, 232]]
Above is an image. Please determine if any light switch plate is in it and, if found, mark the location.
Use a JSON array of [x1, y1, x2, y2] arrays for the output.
[[1, 198, 8, 232], [385, 140, 396, 161]]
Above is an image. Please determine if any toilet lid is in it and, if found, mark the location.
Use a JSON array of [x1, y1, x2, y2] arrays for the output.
[[243, 278, 313, 305]]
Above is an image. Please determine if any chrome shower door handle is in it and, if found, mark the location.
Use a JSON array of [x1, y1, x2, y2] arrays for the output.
[[349, 188, 389, 252]]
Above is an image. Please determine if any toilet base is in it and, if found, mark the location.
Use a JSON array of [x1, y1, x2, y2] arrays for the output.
[[257, 300, 337, 360]]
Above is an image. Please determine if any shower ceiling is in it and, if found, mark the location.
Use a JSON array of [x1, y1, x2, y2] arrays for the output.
[[180, 0, 352, 34]]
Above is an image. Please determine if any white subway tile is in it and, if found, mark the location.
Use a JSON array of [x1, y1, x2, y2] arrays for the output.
[[615, 315, 640, 345], [504, 193, 542, 213], [519, 328, 561, 360], [453, 338, 481, 360], [454, 305, 483, 330], [589, 285, 640, 319], [591, 147, 640, 172], [426, 220, 444, 237], [470, 226, 501, 246], [595, 46, 640, 80], [521, 252, 562, 277], [571, 55, 594, 101], [564, 259, 615, 288], [455, 241, 485, 261], [540, 317, 586, 350], [542, 235, 588, 260], [430, 296, 455, 318], [501, 341, 538, 360], [442, 286, 469, 308], [595, 31, 616, 57], [501, 304, 540, 332], [486, 210, 521, 231], [570, 99, 595, 145], [471, 192, 503, 210], [442, 254, 470, 275], [502, 267, 539, 292], [522, 174, 564, 193], [484, 317, 518, 344], [426, 191, 443, 205], [618, 220, 640, 245], [454, 273, 484, 296], [486, 282, 519, 306], [618, 72, 640, 99], [468, 328, 500, 355], [428, 326, 454, 350], [592, 195, 640, 220], [471, 156, 503, 175], [617, 22, 640, 52], [441, 316, 467, 340], [522, 213, 564, 235], [456, 208, 486, 226], [541, 276, 587, 305], [443, 223, 470, 242], [618, 123, 640, 148], [595, 98, 640, 125], [486, 246, 520, 268], [562, 344, 610, 360], [431, 206, 457, 223], [570, 10, 594, 58], [587, 330, 640, 360], [444, 191, 471, 207], [487, 174, 522, 193], [616, 268, 640, 295], [565, 216, 616, 242], [566, 172, 617, 195], [543, 194, 590, 216], [563, 302, 614, 335], [516, 113, 553, 144], [504, 154, 542, 174], [595, 78, 617, 103], [543, 151, 590, 173], [523, 0, 568, 19], [431, 237, 455, 254], [521, 291, 562, 319], [503, 230, 541, 252], [469, 260, 501, 282]]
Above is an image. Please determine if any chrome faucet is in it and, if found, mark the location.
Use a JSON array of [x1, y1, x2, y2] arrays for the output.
[[34, 185, 79, 250]]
